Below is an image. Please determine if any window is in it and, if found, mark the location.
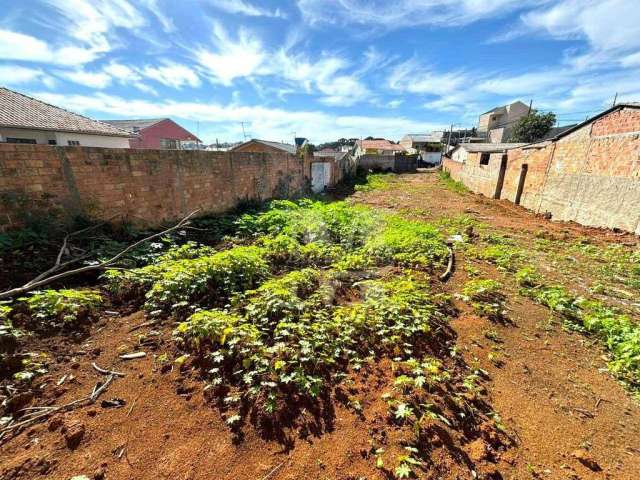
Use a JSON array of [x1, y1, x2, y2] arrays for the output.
[[68, 140, 80, 146], [48, 140, 57, 145], [480, 153, 490, 165], [160, 138, 178, 149], [5, 137, 36, 144]]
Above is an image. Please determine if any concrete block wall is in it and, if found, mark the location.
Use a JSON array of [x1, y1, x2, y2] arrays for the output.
[[0, 144, 306, 230]]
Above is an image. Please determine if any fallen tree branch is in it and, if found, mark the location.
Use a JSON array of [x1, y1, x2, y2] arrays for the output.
[[0, 364, 126, 442], [439, 244, 455, 281], [0, 210, 200, 300], [27, 215, 120, 286]]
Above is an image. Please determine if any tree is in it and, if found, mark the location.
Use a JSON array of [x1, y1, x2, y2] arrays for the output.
[[510, 111, 556, 143]]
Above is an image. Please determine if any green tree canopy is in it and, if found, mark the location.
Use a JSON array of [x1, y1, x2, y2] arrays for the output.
[[510, 111, 556, 143]]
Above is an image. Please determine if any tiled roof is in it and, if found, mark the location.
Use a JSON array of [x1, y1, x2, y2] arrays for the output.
[[0, 87, 130, 137], [357, 139, 405, 151], [101, 118, 166, 133], [232, 139, 297, 154]]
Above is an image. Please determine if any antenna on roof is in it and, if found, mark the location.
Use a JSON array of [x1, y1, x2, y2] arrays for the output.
[[240, 122, 248, 141], [612, 92, 618, 107]]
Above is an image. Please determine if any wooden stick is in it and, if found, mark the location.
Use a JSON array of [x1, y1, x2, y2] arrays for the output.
[[439, 245, 455, 281]]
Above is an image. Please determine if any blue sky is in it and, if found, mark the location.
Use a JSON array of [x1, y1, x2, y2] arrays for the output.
[[1, 0, 639, 144]]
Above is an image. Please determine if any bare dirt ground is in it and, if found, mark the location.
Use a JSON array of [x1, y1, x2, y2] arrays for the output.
[[1, 171, 639, 480]]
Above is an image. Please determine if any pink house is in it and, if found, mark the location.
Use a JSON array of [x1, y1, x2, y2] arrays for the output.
[[102, 118, 201, 149]]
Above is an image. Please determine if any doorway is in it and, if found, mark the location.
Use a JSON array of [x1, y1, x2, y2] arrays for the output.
[[494, 154, 508, 199], [514, 163, 528, 205], [311, 162, 331, 193]]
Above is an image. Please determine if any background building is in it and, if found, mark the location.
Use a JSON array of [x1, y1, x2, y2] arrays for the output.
[[103, 118, 201, 149], [0, 87, 130, 148]]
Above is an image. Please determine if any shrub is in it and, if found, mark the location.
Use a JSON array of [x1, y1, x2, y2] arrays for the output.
[[19, 289, 102, 327], [364, 216, 448, 269], [143, 246, 270, 313]]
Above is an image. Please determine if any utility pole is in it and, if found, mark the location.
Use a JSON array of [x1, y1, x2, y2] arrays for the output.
[[445, 124, 453, 154], [527, 99, 533, 115]]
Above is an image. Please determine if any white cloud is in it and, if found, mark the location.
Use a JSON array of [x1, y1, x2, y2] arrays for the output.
[[0, 29, 99, 66], [388, 59, 467, 96], [208, 0, 285, 18], [522, 0, 640, 52], [0, 65, 47, 85], [30, 91, 443, 143], [56, 69, 113, 89], [297, 0, 539, 28], [194, 22, 267, 85], [142, 61, 201, 88]]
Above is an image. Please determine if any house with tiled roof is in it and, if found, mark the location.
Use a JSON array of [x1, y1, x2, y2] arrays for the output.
[[354, 139, 405, 157], [102, 118, 201, 149], [0, 87, 131, 148], [230, 139, 297, 155]]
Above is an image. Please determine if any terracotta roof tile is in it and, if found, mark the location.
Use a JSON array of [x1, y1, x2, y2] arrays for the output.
[[0, 87, 130, 137]]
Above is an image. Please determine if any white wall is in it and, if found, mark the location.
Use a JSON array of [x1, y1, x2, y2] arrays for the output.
[[0, 127, 55, 144], [54, 132, 130, 148], [450, 148, 468, 163], [0, 127, 129, 148]]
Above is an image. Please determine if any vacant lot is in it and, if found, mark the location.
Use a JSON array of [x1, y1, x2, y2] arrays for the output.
[[1, 171, 639, 480]]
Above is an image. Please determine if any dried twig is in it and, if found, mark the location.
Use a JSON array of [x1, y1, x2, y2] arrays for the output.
[[92, 362, 125, 377], [261, 462, 285, 480], [0, 364, 126, 441], [0, 210, 200, 300]]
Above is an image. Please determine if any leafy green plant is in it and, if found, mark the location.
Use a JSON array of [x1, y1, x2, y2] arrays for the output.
[[19, 289, 102, 327], [462, 279, 506, 320]]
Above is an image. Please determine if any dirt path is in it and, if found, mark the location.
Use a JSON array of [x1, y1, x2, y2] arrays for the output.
[[1, 172, 638, 480]]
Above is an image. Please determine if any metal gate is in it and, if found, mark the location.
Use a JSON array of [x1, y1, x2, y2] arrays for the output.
[[311, 162, 331, 193]]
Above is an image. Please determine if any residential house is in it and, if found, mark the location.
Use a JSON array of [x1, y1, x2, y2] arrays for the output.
[[445, 103, 640, 234], [102, 118, 200, 149], [478, 101, 530, 143], [400, 132, 443, 165], [399, 132, 442, 152], [354, 139, 405, 157], [230, 139, 297, 155], [354, 139, 413, 172], [0, 87, 130, 148]]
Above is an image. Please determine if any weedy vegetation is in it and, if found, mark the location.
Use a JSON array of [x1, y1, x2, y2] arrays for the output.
[[438, 170, 468, 194]]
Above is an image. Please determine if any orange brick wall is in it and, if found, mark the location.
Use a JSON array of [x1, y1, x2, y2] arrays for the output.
[[502, 144, 555, 210], [445, 107, 640, 234], [442, 157, 463, 181], [0, 144, 308, 230]]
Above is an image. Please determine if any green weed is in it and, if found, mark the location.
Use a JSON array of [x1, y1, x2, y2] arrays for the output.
[[462, 279, 506, 320], [438, 170, 468, 194], [19, 289, 102, 327]]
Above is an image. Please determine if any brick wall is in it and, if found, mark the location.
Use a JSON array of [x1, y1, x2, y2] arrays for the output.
[[502, 143, 555, 210], [0, 144, 308, 230], [452, 106, 640, 234], [442, 157, 463, 181]]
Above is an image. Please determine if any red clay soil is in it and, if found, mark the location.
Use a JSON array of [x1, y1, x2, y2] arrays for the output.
[[1, 172, 639, 480]]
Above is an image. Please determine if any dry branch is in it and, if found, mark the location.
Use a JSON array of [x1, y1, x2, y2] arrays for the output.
[[0, 363, 126, 442], [0, 210, 200, 300]]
